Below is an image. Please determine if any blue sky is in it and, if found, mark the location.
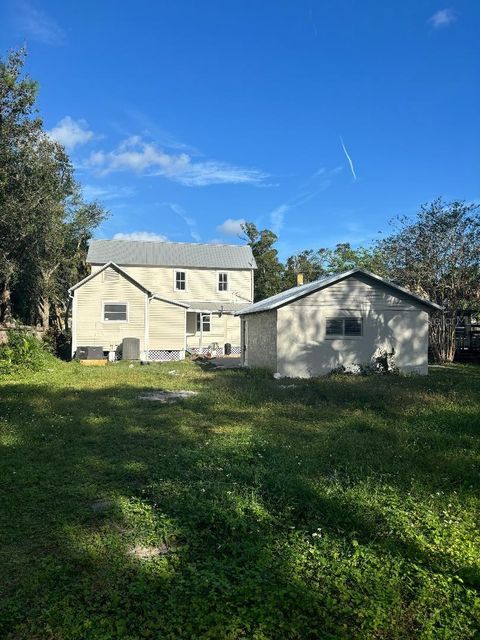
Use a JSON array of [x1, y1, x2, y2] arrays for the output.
[[1, 1, 479, 259]]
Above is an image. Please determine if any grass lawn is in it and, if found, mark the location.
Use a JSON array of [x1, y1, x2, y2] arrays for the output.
[[0, 360, 479, 639]]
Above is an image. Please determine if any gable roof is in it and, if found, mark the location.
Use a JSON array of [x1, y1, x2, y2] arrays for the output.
[[87, 239, 257, 270], [68, 262, 153, 295], [235, 269, 443, 316]]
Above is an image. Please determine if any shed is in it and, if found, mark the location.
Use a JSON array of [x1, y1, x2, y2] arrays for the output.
[[235, 269, 442, 377]]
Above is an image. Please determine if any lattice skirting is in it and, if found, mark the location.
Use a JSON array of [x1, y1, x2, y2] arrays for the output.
[[188, 345, 241, 357], [147, 350, 184, 361]]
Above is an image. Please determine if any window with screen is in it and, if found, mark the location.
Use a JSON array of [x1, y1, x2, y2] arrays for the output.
[[103, 303, 127, 322], [196, 313, 211, 332], [326, 317, 362, 337], [175, 271, 186, 291], [218, 272, 228, 291]]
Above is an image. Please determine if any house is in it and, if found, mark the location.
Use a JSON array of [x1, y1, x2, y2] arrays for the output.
[[236, 269, 442, 377], [69, 239, 256, 360]]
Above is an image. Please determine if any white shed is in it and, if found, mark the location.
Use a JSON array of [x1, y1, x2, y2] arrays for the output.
[[236, 269, 442, 377]]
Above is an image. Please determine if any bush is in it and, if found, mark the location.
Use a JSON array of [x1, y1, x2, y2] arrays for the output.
[[0, 330, 56, 374]]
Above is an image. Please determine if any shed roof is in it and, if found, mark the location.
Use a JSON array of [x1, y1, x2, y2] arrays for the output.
[[87, 239, 257, 269], [235, 269, 443, 315]]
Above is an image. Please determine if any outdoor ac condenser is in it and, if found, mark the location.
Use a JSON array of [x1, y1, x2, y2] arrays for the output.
[[122, 337, 140, 360]]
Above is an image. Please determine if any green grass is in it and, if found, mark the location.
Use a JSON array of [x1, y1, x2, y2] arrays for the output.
[[0, 360, 479, 639]]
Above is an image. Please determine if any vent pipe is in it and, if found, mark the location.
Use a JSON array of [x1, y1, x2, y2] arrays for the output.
[[296, 273, 304, 286]]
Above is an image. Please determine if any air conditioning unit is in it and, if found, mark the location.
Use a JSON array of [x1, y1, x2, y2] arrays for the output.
[[122, 337, 140, 360], [76, 346, 104, 360]]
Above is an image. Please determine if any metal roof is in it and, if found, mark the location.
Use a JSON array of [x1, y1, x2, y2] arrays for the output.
[[235, 269, 443, 315], [183, 301, 251, 314], [87, 239, 257, 269]]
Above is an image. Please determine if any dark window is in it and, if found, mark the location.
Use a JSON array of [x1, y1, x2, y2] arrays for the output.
[[326, 317, 362, 337], [344, 317, 362, 336], [218, 272, 228, 291], [196, 313, 211, 332], [175, 271, 186, 290], [104, 303, 127, 322]]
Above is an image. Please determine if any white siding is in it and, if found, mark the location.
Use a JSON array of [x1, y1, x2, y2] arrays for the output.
[[185, 313, 241, 350], [75, 267, 146, 353], [120, 266, 253, 304], [148, 299, 185, 350]]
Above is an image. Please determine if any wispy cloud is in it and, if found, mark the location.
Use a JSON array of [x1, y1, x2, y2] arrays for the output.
[[160, 202, 201, 242], [49, 116, 94, 151], [340, 136, 357, 181], [88, 136, 267, 187], [14, 0, 66, 45], [217, 218, 246, 236], [428, 8, 457, 28], [113, 231, 168, 242], [268, 166, 343, 236], [82, 184, 135, 201]]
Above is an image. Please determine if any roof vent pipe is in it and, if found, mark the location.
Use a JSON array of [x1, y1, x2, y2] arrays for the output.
[[296, 273, 304, 286]]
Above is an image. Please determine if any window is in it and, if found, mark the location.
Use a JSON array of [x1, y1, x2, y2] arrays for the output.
[[326, 317, 362, 337], [175, 270, 186, 291], [196, 313, 211, 332], [218, 272, 228, 292], [103, 303, 127, 322]]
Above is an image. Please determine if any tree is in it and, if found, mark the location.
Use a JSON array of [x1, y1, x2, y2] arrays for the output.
[[282, 249, 325, 289], [377, 199, 480, 362], [318, 243, 387, 276], [0, 48, 42, 322], [241, 222, 284, 301], [0, 48, 108, 331]]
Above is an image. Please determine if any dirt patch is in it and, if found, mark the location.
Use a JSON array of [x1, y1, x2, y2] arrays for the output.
[[138, 390, 198, 403], [129, 542, 171, 560], [91, 499, 114, 513]]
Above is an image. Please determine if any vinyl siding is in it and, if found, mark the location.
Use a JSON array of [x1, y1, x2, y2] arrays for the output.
[[148, 298, 185, 350], [75, 267, 146, 352], [120, 266, 253, 304]]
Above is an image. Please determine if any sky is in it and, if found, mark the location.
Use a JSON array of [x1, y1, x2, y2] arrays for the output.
[[1, 0, 479, 260]]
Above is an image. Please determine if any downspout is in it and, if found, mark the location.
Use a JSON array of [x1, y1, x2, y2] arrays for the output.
[[144, 293, 154, 361]]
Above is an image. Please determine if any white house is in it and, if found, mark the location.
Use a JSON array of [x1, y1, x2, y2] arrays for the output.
[[236, 269, 442, 377], [69, 239, 256, 360]]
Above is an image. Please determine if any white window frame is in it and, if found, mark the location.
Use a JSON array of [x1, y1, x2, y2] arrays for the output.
[[217, 271, 229, 292], [174, 270, 187, 292], [325, 316, 363, 338], [102, 301, 129, 323], [196, 312, 211, 333]]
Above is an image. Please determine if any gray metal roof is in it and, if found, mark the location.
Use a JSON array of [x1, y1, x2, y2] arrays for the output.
[[87, 239, 257, 269], [183, 301, 250, 313], [235, 269, 443, 315]]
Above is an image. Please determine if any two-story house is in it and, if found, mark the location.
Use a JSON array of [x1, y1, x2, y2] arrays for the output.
[[68, 239, 256, 360]]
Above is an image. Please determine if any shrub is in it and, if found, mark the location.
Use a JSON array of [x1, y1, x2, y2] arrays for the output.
[[0, 329, 56, 374]]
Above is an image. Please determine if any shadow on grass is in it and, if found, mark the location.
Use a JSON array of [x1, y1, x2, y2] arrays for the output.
[[0, 364, 479, 638]]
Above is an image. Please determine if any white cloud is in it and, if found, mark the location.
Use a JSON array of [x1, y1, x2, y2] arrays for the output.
[[428, 8, 457, 28], [88, 136, 267, 186], [217, 218, 246, 236], [113, 231, 169, 242], [15, 1, 65, 45], [49, 116, 94, 150]]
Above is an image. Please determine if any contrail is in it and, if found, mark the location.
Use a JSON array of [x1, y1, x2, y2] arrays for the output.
[[340, 136, 357, 181]]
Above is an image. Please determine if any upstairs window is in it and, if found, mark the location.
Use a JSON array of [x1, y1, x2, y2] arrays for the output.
[[175, 270, 186, 291], [103, 302, 127, 322], [196, 313, 211, 332], [326, 317, 362, 337], [218, 272, 229, 292]]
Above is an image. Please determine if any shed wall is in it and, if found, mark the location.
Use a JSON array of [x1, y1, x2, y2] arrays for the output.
[[274, 276, 429, 377], [244, 310, 277, 369]]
